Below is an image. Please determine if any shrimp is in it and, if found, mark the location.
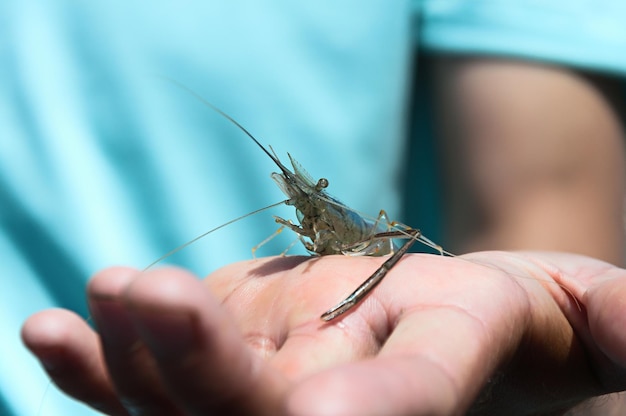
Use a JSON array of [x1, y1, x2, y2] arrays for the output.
[[160, 81, 447, 321], [157, 83, 581, 322], [259, 149, 445, 321]]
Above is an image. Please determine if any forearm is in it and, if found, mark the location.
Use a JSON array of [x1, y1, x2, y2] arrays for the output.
[[432, 57, 626, 265]]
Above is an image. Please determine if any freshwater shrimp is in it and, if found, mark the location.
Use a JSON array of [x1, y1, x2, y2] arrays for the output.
[[156, 81, 447, 321], [151, 83, 583, 324]]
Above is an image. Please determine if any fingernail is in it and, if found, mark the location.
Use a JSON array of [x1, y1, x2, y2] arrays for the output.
[[130, 309, 196, 359], [90, 296, 138, 348]]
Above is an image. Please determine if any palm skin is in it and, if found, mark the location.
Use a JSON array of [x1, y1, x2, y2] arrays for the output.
[[22, 252, 626, 415]]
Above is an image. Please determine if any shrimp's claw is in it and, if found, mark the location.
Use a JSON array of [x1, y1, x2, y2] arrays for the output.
[[321, 299, 356, 321]]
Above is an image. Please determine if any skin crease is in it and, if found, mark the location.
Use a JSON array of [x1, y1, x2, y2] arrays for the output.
[[21, 252, 626, 416]]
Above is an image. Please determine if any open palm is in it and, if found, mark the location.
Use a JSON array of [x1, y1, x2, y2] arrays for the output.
[[22, 252, 626, 415]]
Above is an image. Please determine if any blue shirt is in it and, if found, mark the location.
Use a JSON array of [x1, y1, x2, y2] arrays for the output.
[[1, 2, 413, 414]]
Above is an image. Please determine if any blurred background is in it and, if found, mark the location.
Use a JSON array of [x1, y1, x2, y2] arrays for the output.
[[1, 1, 625, 414]]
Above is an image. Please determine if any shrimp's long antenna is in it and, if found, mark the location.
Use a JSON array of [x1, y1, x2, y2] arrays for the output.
[[162, 77, 293, 175], [144, 200, 287, 270]]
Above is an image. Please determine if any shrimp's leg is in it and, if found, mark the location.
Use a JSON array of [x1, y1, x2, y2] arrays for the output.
[[251, 225, 285, 258], [274, 216, 315, 252], [321, 228, 420, 321]]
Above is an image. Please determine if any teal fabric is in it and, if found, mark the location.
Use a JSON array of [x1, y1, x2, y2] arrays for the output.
[[405, 0, 626, 247], [418, 0, 626, 75], [1, 2, 413, 415]]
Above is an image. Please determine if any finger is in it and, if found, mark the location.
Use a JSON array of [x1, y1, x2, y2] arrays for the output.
[[514, 251, 617, 310], [124, 267, 289, 415], [517, 252, 626, 390], [373, 253, 601, 414], [585, 275, 626, 389], [287, 356, 462, 416], [285, 306, 503, 416], [88, 266, 181, 415], [21, 308, 128, 416]]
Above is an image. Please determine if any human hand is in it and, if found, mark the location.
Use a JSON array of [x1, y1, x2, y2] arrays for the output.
[[21, 252, 626, 415]]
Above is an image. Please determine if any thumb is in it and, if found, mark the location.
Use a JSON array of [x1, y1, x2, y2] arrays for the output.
[[585, 273, 626, 389]]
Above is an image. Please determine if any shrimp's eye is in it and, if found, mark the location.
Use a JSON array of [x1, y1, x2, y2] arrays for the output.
[[316, 178, 329, 190]]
